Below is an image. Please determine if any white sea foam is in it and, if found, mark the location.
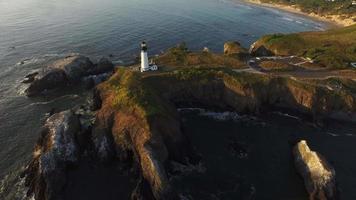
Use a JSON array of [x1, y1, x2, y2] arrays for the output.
[[273, 111, 300, 120], [29, 94, 80, 106], [282, 16, 294, 22], [178, 108, 258, 122], [326, 132, 340, 137]]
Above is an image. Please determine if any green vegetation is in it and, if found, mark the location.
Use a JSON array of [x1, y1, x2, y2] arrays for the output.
[[101, 68, 169, 117], [260, 0, 356, 16], [254, 25, 356, 68], [156, 43, 245, 69], [259, 60, 295, 71]]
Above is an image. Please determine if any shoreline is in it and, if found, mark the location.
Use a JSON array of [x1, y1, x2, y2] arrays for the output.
[[241, 0, 355, 28]]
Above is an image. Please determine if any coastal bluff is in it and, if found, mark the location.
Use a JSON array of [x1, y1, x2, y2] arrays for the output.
[[22, 41, 356, 199]]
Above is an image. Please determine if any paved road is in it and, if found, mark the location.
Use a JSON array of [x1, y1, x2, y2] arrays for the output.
[[234, 56, 356, 81]]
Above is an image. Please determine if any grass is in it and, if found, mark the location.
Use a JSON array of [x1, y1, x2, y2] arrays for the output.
[[254, 25, 356, 69], [259, 60, 294, 71], [100, 68, 168, 118], [155, 43, 245, 69]]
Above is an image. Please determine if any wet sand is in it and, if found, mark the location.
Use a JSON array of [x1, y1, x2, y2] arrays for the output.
[[241, 0, 355, 28]]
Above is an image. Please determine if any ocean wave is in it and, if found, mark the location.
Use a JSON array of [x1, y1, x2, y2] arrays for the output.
[[0, 170, 29, 200], [326, 132, 340, 137], [281, 16, 294, 22], [112, 59, 124, 65], [16, 53, 80, 66], [272, 111, 300, 120], [177, 108, 261, 123], [28, 94, 80, 106]]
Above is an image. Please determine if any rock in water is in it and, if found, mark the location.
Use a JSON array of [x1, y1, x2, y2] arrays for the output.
[[293, 140, 337, 200], [24, 110, 81, 200], [24, 55, 98, 96], [25, 69, 68, 96], [49, 55, 94, 80]]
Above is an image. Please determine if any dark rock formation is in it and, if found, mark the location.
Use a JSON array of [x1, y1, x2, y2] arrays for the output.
[[224, 41, 246, 55], [293, 140, 338, 200], [88, 57, 114, 75], [49, 55, 94, 80], [25, 69, 68, 97], [224, 41, 249, 60], [249, 44, 274, 57], [23, 55, 114, 96], [23, 110, 81, 200]]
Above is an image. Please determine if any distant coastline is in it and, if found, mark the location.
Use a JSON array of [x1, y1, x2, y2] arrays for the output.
[[242, 0, 355, 27]]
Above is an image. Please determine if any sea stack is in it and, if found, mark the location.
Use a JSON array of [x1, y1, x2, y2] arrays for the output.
[[293, 140, 338, 200], [141, 41, 149, 72]]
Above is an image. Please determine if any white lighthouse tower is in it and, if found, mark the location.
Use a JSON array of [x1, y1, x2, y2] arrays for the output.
[[140, 41, 158, 72], [141, 41, 149, 72]]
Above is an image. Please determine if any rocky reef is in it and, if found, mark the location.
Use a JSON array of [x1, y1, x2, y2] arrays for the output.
[[23, 55, 114, 96], [293, 140, 337, 200]]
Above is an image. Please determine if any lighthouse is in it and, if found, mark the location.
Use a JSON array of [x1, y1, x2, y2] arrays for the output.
[[140, 41, 158, 72], [141, 41, 149, 72]]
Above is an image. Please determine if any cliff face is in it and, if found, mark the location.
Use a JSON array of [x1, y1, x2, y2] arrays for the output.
[[92, 67, 356, 198], [24, 110, 81, 200], [92, 69, 194, 199]]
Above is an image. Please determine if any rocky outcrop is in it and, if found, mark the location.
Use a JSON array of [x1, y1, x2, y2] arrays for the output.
[[24, 55, 114, 96], [88, 57, 114, 75], [224, 41, 249, 60], [293, 140, 337, 200], [48, 55, 94, 80], [91, 69, 195, 199], [249, 43, 274, 57], [25, 69, 68, 97], [23, 110, 81, 200], [224, 41, 247, 55]]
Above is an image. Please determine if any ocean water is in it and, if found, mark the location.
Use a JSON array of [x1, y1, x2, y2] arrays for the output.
[[178, 110, 356, 199], [0, 0, 332, 198]]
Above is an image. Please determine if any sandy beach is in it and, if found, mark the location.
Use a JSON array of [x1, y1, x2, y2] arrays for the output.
[[243, 0, 355, 27]]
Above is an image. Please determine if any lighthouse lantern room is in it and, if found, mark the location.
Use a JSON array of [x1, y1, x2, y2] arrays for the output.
[[140, 41, 158, 72]]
